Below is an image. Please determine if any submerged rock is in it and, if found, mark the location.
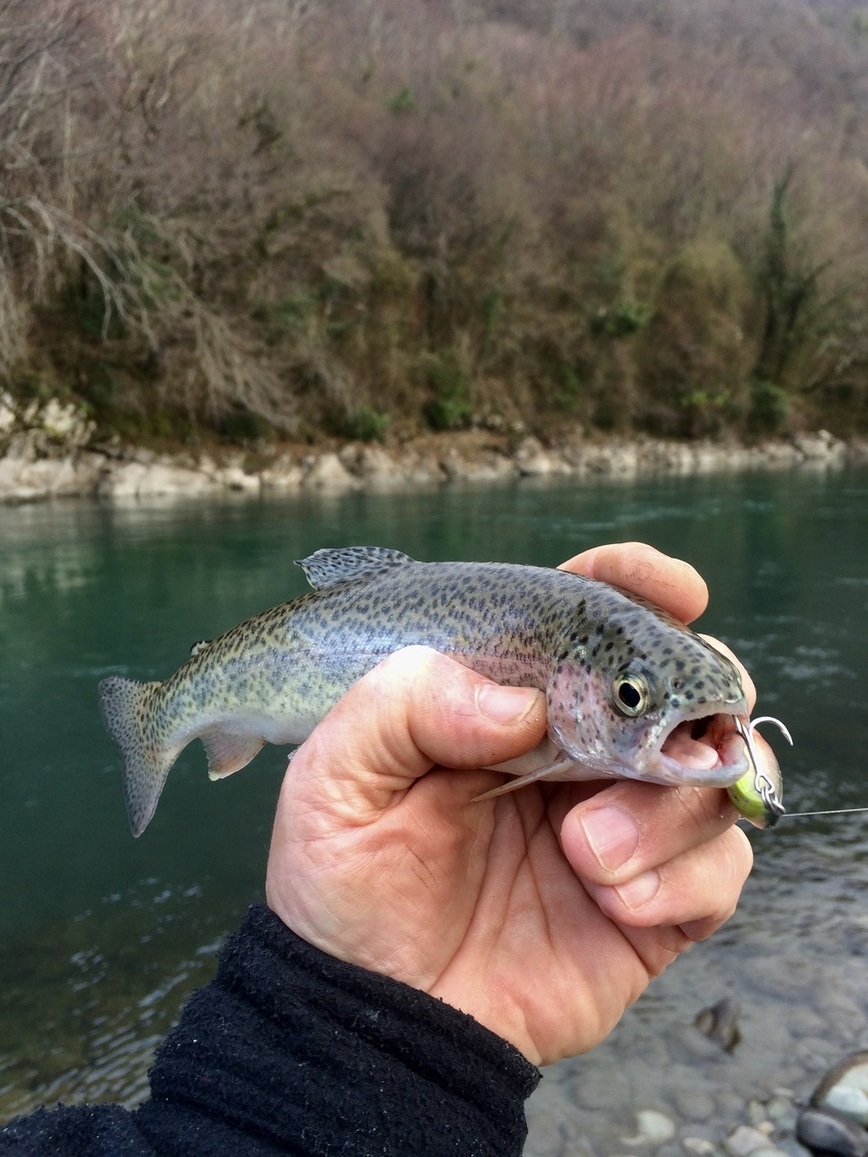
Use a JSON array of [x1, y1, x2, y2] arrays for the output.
[[694, 997, 742, 1053], [621, 1108, 676, 1146], [725, 1124, 774, 1157], [796, 1107, 868, 1157], [797, 1052, 868, 1155]]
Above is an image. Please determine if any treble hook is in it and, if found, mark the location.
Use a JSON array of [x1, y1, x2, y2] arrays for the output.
[[740, 718, 868, 822], [734, 715, 790, 822]]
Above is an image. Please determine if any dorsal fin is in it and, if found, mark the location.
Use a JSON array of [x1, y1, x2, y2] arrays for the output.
[[189, 639, 211, 658], [296, 546, 415, 591]]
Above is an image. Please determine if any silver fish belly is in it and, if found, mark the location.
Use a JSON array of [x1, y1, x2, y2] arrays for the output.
[[99, 546, 765, 836]]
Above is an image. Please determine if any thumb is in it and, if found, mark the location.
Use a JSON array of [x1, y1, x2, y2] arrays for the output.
[[281, 645, 547, 826]]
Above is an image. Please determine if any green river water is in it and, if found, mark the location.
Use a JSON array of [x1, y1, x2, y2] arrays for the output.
[[1, 469, 866, 1152]]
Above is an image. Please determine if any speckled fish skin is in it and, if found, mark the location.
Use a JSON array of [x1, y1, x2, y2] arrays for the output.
[[99, 546, 751, 836]]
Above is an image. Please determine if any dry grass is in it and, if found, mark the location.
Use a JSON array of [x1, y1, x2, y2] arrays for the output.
[[1, 0, 868, 440]]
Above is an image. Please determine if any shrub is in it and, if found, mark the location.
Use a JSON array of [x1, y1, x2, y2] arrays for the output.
[[421, 348, 473, 430], [748, 379, 790, 433], [341, 404, 392, 443]]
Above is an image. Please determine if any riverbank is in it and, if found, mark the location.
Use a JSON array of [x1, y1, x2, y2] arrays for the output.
[[1, 407, 866, 505]]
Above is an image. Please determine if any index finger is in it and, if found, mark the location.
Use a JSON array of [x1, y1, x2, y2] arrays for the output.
[[560, 542, 709, 623]]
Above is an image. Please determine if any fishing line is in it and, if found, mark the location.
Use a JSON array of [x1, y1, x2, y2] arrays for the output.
[[739, 717, 868, 820], [781, 807, 868, 819]]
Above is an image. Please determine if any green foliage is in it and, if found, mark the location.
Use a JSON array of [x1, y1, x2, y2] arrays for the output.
[[387, 86, 416, 115], [753, 165, 828, 387], [341, 404, 392, 442], [553, 363, 584, 413], [662, 240, 749, 318], [252, 294, 318, 332], [675, 387, 741, 437], [63, 281, 125, 342], [748, 379, 790, 433], [591, 300, 653, 338], [216, 406, 273, 443], [421, 349, 473, 431], [481, 287, 505, 332]]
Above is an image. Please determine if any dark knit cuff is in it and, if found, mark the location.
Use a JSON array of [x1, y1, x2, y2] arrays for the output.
[[139, 904, 540, 1155]]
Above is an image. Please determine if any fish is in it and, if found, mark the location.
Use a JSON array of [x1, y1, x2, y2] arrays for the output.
[[98, 546, 784, 836]]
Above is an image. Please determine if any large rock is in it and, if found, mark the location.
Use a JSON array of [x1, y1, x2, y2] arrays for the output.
[[811, 1053, 868, 1127], [97, 460, 217, 500], [796, 1053, 868, 1156], [260, 452, 304, 490], [440, 446, 516, 483], [513, 437, 569, 477], [792, 429, 847, 464], [339, 444, 406, 488], [301, 452, 361, 491], [0, 446, 105, 502]]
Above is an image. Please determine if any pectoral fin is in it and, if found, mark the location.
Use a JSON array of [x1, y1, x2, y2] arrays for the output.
[[200, 730, 266, 780], [473, 746, 581, 801]]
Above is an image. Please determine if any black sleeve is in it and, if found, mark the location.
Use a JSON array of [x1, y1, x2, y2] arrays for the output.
[[0, 904, 541, 1156]]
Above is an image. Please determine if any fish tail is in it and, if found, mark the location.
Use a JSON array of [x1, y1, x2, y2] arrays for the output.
[[99, 676, 170, 837]]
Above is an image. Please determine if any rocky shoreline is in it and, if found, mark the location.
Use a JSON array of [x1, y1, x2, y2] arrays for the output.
[[0, 394, 866, 505]]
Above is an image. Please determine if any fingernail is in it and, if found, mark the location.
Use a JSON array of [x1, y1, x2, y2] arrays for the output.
[[579, 806, 640, 871], [615, 869, 660, 910], [477, 684, 538, 724]]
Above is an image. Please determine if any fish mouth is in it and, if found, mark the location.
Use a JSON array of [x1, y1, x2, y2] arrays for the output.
[[654, 708, 751, 786], [652, 707, 786, 829]]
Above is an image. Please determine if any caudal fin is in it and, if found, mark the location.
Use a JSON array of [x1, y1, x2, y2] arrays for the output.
[[99, 676, 171, 837]]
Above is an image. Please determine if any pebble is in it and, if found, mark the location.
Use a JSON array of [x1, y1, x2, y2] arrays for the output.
[[620, 1108, 676, 1146], [683, 1139, 717, 1156], [673, 1088, 717, 1122], [726, 1125, 777, 1156], [694, 997, 742, 1052]]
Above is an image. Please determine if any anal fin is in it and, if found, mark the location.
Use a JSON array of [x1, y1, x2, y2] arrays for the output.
[[201, 730, 266, 780]]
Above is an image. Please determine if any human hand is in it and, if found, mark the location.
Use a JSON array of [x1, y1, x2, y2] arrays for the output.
[[265, 542, 755, 1066]]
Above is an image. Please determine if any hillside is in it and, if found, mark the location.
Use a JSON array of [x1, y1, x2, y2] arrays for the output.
[[3, 0, 868, 450]]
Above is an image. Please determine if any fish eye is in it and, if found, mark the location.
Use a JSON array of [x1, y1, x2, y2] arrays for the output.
[[612, 671, 653, 717]]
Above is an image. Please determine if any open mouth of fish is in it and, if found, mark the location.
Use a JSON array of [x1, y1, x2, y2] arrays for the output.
[[656, 708, 787, 829], [656, 710, 751, 783]]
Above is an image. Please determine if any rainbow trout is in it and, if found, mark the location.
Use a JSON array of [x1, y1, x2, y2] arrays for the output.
[[99, 546, 784, 836]]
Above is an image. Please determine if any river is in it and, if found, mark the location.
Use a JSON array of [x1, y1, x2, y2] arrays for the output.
[[1, 469, 866, 1153]]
